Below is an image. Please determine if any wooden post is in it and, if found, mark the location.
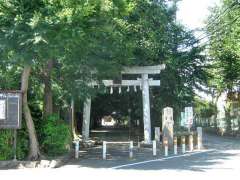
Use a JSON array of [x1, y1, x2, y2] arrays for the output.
[[103, 141, 106, 160], [189, 134, 193, 152], [152, 140, 157, 156], [163, 137, 168, 156], [75, 141, 79, 159], [197, 127, 203, 150], [13, 129, 17, 161], [137, 136, 141, 149], [128, 108, 131, 140], [181, 136, 186, 154], [129, 141, 133, 158], [173, 136, 177, 155]]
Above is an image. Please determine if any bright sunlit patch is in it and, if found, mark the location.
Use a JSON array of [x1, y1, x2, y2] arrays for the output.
[[177, 0, 221, 30]]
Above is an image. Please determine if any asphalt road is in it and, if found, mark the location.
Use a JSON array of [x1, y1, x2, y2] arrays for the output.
[[1, 133, 240, 179]]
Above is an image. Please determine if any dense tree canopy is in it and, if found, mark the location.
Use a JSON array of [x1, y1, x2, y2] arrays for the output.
[[0, 0, 210, 159], [207, 0, 240, 93]]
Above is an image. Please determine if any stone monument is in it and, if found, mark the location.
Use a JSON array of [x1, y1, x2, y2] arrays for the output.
[[162, 107, 174, 146]]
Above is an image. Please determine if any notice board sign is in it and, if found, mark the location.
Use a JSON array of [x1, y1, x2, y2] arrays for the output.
[[184, 107, 193, 127], [180, 112, 186, 127], [0, 91, 22, 129]]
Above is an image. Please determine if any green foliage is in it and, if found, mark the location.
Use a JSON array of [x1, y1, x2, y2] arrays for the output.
[[203, 0, 240, 131], [16, 122, 30, 160], [207, 0, 240, 92], [41, 114, 71, 156], [0, 0, 212, 158], [0, 0, 208, 112], [0, 126, 29, 160], [194, 97, 217, 118], [0, 130, 13, 160]]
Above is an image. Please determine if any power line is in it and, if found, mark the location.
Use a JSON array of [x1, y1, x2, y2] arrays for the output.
[[198, 15, 240, 47], [194, 1, 239, 44], [190, 2, 240, 47], [206, 0, 238, 29]]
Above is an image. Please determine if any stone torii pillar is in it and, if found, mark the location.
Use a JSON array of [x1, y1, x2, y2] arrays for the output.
[[82, 98, 91, 141], [141, 73, 151, 144], [122, 65, 165, 144]]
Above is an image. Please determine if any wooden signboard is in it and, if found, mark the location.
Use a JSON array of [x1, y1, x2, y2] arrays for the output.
[[0, 91, 22, 129]]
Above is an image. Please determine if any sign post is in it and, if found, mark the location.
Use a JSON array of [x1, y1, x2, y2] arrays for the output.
[[184, 107, 193, 132], [0, 99, 6, 120], [0, 91, 22, 160], [13, 129, 17, 161], [180, 112, 186, 127]]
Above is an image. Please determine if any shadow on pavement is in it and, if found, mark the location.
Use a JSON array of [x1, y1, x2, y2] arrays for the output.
[[62, 133, 240, 172]]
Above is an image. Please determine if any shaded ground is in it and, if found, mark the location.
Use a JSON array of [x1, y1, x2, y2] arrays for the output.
[[90, 127, 142, 142], [1, 130, 240, 178], [61, 129, 240, 172]]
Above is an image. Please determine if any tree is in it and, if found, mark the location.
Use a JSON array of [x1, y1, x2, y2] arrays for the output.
[[90, 0, 209, 125], [124, 0, 209, 115], [204, 0, 240, 131], [0, 0, 210, 159], [0, 0, 134, 159], [207, 0, 240, 93], [0, 0, 50, 160]]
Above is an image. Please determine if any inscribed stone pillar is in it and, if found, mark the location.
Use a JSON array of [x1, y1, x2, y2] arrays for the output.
[[162, 107, 174, 146]]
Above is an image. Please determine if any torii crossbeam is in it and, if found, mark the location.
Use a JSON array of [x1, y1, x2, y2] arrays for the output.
[[82, 64, 165, 144]]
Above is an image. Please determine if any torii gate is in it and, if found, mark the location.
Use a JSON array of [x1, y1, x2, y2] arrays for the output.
[[82, 64, 165, 144]]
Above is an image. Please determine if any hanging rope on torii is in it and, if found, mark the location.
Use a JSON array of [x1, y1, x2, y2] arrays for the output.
[[93, 79, 161, 94], [81, 64, 166, 144]]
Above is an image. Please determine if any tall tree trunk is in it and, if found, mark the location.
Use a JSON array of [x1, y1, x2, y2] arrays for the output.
[[43, 60, 54, 119], [70, 99, 78, 140], [21, 65, 40, 160]]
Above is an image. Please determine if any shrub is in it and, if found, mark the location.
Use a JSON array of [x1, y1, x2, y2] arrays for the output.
[[0, 130, 13, 160], [41, 114, 71, 156], [16, 122, 29, 160], [0, 122, 29, 160]]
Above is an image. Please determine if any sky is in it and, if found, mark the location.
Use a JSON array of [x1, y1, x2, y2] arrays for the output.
[[176, 0, 221, 30], [176, 0, 221, 101]]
